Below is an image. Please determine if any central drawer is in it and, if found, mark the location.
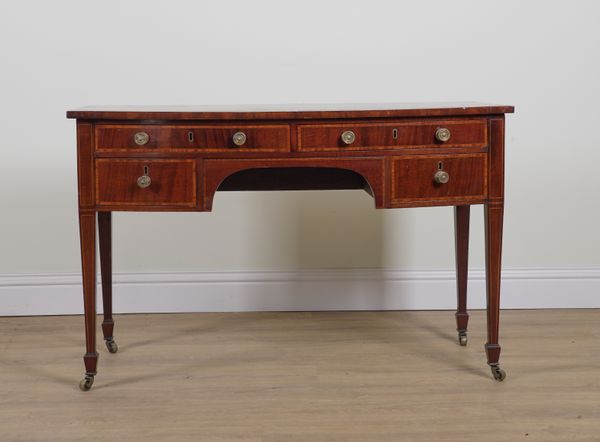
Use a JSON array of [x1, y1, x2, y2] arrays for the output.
[[95, 124, 290, 152], [297, 119, 487, 151], [96, 159, 197, 207]]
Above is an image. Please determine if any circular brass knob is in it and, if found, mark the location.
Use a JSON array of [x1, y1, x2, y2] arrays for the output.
[[434, 170, 450, 184], [137, 175, 151, 188], [341, 130, 356, 145], [435, 127, 451, 143], [232, 131, 247, 146], [134, 132, 150, 146]]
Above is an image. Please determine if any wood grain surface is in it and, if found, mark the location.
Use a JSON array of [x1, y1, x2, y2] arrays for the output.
[[95, 124, 291, 152], [96, 159, 197, 207], [390, 154, 487, 206], [67, 102, 515, 121], [203, 157, 386, 210], [0, 310, 597, 442], [297, 119, 487, 151]]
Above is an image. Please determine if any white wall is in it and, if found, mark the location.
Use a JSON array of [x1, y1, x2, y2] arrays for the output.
[[1, 1, 599, 313]]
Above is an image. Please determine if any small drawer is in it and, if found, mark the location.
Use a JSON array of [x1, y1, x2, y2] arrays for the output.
[[95, 124, 290, 152], [390, 154, 487, 206], [96, 159, 196, 207], [297, 119, 487, 151]]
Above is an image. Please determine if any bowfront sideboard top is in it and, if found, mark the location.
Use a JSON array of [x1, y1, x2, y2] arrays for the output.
[[67, 102, 514, 391], [67, 102, 514, 120]]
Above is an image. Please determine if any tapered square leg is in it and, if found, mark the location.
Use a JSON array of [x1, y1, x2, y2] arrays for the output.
[[98, 211, 118, 354], [454, 205, 470, 346], [484, 203, 506, 381], [79, 211, 98, 391]]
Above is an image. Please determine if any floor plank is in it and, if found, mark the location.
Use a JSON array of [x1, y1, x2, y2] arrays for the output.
[[0, 310, 598, 441]]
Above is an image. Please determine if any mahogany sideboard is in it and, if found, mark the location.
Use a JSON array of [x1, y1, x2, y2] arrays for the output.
[[67, 103, 514, 391]]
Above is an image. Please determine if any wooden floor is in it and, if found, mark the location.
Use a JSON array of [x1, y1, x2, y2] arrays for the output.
[[0, 310, 599, 441]]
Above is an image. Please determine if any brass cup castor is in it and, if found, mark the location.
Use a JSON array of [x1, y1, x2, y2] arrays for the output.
[[105, 337, 118, 354], [458, 331, 468, 346], [79, 375, 95, 391], [490, 365, 506, 381]]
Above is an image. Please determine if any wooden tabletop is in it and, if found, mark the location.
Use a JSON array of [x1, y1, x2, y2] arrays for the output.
[[66, 102, 515, 120]]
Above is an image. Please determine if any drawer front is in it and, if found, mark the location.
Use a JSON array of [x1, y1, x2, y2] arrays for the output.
[[96, 159, 196, 207], [95, 125, 290, 152], [390, 154, 487, 206], [297, 120, 487, 151]]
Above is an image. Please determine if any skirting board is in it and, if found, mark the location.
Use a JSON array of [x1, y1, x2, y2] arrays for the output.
[[0, 267, 599, 316]]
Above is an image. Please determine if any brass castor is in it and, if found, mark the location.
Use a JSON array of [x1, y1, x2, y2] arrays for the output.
[[105, 337, 118, 354], [490, 365, 506, 381], [458, 331, 468, 346], [79, 375, 95, 391]]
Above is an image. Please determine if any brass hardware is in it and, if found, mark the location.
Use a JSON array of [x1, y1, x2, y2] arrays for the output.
[[458, 331, 468, 346], [137, 175, 151, 188], [232, 131, 247, 146], [490, 364, 507, 381], [134, 131, 150, 146], [188, 131, 194, 143], [392, 128, 398, 140], [137, 166, 151, 188], [434, 170, 450, 184], [435, 127, 451, 142], [341, 130, 356, 145]]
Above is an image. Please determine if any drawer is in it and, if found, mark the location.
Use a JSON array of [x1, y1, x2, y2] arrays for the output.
[[297, 119, 487, 151], [96, 159, 196, 207], [95, 124, 290, 152], [390, 154, 487, 206]]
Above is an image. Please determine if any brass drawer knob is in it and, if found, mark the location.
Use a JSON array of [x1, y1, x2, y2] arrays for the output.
[[134, 131, 150, 146], [137, 175, 151, 188], [232, 131, 247, 146], [435, 127, 451, 143], [137, 166, 151, 188], [341, 130, 356, 145], [434, 170, 450, 184]]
